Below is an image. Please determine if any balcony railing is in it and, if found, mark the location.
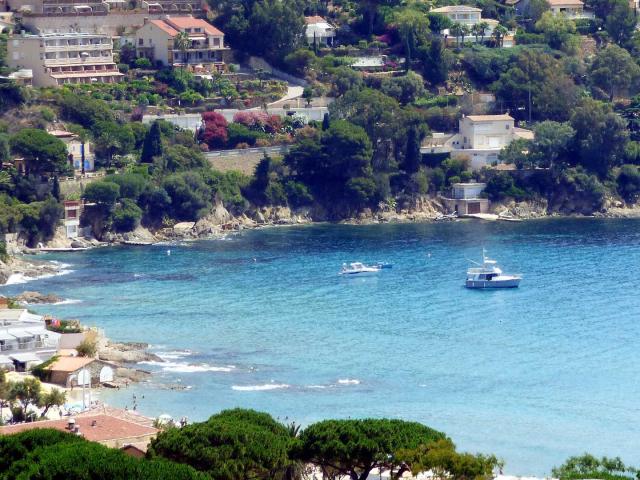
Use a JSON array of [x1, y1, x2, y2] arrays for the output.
[[0, 341, 57, 352], [44, 43, 111, 52], [44, 57, 114, 66]]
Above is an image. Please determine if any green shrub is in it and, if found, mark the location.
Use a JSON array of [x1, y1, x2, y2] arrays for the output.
[[484, 172, 527, 201], [83, 181, 120, 207], [162, 172, 212, 220], [112, 199, 143, 232], [617, 165, 640, 203], [227, 123, 264, 148], [134, 57, 152, 69], [76, 339, 97, 357], [285, 180, 313, 207], [105, 173, 149, 201]]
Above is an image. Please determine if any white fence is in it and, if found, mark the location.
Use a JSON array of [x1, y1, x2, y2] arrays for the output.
[[205, 145, 289, 159]]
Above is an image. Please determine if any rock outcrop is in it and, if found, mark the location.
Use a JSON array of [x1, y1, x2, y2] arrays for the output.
[[98, 341, 163, 364], [494, 199, 549, 219], [0, 256, 64, 286], [14, 291, 63, 304]]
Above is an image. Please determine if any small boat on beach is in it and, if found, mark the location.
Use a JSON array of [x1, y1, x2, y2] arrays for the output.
[[339, 262, 381, 276], [465, 250, 521, 289]]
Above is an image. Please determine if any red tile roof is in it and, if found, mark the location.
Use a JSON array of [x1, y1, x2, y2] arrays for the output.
[[164, 16, 223, 36], [149, 19, 179, 37], [305, 15, 328, 24], [0, 410, 158, 444], [46, 356, 96, 373]]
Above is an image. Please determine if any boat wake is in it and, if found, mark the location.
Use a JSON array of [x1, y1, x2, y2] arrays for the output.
[[53, 298, 82, 305], [5, 268, 74, 285], [337, 378, 361, 385], [232, 383, 290, 391]]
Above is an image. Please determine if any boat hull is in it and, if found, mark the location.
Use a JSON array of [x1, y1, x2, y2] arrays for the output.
[[340, 270, 380, 276], [465, 278, 521, 289]]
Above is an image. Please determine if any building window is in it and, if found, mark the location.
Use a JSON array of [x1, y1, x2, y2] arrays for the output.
[[505, 124, 510, 130], [138, 38, 143, 46]]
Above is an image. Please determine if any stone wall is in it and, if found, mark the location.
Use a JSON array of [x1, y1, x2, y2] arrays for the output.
[[59, 175, 103, 197]]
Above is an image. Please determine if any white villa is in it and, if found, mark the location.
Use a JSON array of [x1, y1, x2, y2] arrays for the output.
[[48, 129, 95, 173], [0, 307, 60, 372], [430, 5, 514, 47], [547, 0, 593, 17], [507, 0, 594, 19], [421, 114, 533, 170], [305, 15, 336, 46]]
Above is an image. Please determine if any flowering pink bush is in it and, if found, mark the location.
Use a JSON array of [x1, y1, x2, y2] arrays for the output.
[[199, 111, 228, 149]]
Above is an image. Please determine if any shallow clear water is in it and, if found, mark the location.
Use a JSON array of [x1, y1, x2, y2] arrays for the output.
[[3, 219, 640, 475]]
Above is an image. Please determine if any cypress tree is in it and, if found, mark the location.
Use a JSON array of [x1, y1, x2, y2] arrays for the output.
[[404, 126, 421, 174], [140, 121, 163, 163], [52, 176, 60, 201], [322, 113, 330, 131]]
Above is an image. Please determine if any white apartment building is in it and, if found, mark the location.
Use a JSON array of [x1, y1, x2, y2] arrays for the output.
[[135, 16, 227, 72], [0, 308, 61, 372], [7, 31, 123, 87], [421, 114, 533, 170]]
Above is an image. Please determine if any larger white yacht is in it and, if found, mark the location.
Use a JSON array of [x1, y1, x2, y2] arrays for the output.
[[465, 250, 521, 289], [339, 262, 381, 276]]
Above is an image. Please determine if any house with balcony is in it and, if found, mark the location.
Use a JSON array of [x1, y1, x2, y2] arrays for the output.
[[507, 0, 593, 18], [0, 307, 61, 372], [304, 15, 336, 46], [421, 114, 533, 170], [7, 31, 123, 87], [48, 129, 95, 173], [441, 182, 489, 215], [135, 15, 227, 73], [431, 5, 514, 47]]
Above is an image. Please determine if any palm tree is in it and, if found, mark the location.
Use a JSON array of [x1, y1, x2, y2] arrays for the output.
[[477, 21, 489, 43], [174, 31, 190, 70], [283, 422, 305, 480], [450, 22, 463, 47], [471, 23, 481, 43], [492, 25, 509, 48], [459, 24, 471, 46]]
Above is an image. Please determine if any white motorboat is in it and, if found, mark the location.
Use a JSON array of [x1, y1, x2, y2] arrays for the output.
[[465, 250, 521, 289], [339, 262, 381, 276]]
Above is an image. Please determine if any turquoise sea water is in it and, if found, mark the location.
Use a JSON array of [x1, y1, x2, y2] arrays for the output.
[[2, 219, 640, 475]]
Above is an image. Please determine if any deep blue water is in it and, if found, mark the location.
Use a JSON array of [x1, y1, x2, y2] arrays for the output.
[[2, 219, 640, 475]]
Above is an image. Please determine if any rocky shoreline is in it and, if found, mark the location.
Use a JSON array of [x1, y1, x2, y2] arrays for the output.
[[3, 197, 640, 286]]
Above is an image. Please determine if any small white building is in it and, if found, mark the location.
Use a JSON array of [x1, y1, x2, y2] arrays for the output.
[[63, 200, 82, 239], [421, 114, 533, 170], [0, 308, 60, 372], [442, 182, 489, 215], [304, 15, 336, 46]]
